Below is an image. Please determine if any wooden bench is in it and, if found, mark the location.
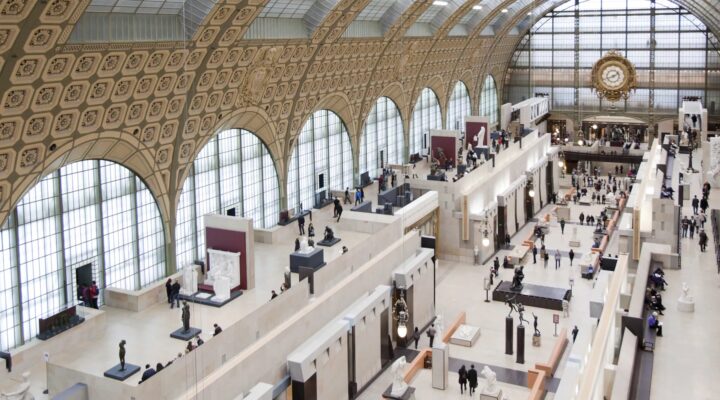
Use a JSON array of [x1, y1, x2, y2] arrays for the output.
[[441, 312, 466, 344], [534, 328, 569, 377], [527, 368, 547, 400], [403, 348, 431, 383]]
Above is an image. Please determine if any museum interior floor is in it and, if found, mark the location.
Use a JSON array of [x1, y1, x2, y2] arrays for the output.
[[360, 150, 720, 400]]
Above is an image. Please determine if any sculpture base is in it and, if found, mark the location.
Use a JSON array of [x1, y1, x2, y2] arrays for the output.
[[382, 386, 416, 400], [103, 363, 140, 381], [317, 237, 341, 247], [493, 281, 571, 311], [480, 389, 504, 400], [449, 324, 481, 347], [677, 298, 695, 312], [178, 290, 242, 308], [532, 334, 541, 347], [569, 240, 581, 248], [170, 327, 202, 341]]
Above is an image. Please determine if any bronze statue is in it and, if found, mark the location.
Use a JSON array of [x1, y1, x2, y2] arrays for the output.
[[532, 313, 540, 336], [323, 226, 334, 242], [181, 301, 190, 332], [119, 340, 126, 371], [511, 266, 525, 291], [517, 303, 529, 326], [505, 294, 517, 318]]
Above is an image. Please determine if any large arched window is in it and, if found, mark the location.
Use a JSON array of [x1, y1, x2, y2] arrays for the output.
[[409, 88, 442, 155], [480, 75, 499, 128], [176, 129, 280, 267], [447, 81, 471, 130], [505, 0, 720, 114], [360, 97, 404, 178], [287, 110, 353, 210], [0, 160, 166, 350]]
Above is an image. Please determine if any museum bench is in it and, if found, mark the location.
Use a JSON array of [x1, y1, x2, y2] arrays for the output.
[[534, 328, 568, 377], [507, 245, 530, 265]]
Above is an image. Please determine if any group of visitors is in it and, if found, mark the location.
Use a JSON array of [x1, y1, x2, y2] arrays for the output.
[[80, 281, 100, 309], [687, 186, 711, 252], [165, 279, 182, 309], [645, 267, 667, 336]]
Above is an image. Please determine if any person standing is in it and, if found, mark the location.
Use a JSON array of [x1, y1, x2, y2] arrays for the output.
[[505, 233, 511, 247], [692, 195, 699, 214], [554, 249, 561, 269], [165, 279, 173, 305], [297, 214, 305, 235], [427, 324, 437, 347], [467, 365, 478, 395], [699, 229, 708, 252], [90, 281, 99, 309], [532, 245, 537, 264], [543, 252, 549, 269], [493, 257, 500, 274], [572, 325, 579, 343], [569, 249, 575, 266], [700, 196, 709, 214], [336, 203, 343, 222], [412, 327, 420, 349], [681, 217, 689, 238], [344, 187, 351, 204], [560, 218, 566, 234], [458, 365, 468, 395], [690, 219, 696, 239], [170, 280, 181, 309], [579, 212, 585, 225], [355, 189, 361, 205]]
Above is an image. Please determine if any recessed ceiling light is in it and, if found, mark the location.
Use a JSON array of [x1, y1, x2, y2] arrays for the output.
[[501, 8, 508, 13], [433, 0, 449, 5], [527, 12, 532, 15], [473, 5, 483, 10]]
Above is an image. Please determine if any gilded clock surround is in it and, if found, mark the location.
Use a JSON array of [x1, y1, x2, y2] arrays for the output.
[[591, 51, 638, 103]]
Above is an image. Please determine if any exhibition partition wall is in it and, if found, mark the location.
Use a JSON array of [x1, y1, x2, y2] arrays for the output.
[[392, 248, 435, 342], [465, 116, 489, 148], [204, 214, 255, 290]]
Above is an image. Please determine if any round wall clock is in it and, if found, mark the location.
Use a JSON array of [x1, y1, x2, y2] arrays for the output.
[[591, 51, 637, 102]]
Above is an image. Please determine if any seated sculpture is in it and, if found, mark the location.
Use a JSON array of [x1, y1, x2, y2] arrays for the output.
[[481, 366, 500, 395], [511, 266, 525, 291], [323, 226, 334, 242]]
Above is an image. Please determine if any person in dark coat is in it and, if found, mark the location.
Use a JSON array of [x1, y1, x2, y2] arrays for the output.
[[467, 364, 478, 395], [412, 327, 420, 349], [569, 249, 575, 266], [532, 245, 537, 264], [692, 195, 699, 214], [458, 364, 468, 394], [140, 364, 156, 383], [170, 280, 181, 308], [579, 212, 585, 225], [699, 229, 708, 252], [165, 279, 172, 304], [297, 214, 305, 235], [700, 197, 709, 214]]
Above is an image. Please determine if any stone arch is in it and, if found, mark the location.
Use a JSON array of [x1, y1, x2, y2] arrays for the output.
[[0, 133, 170, 239]]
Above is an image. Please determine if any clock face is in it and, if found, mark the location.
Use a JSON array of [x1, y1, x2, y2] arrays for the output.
[[601, 65, 626, 89]]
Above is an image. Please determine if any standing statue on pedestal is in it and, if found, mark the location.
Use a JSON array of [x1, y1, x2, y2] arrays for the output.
[[532, 313, 540, 336], [118, 340, 127, 371], [389, 356, 409, 397], [517, 302, 529, 326], [505, 294, 517, 318], [511, 266, 525, 291], [181, 301, 190, 332], [480, 366, 501, 396]]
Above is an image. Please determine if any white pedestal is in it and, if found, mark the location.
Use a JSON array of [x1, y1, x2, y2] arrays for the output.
[[569, 240, 581, 248], [214, 276, 231, 301], [480, 390, 503, 400], [431, 342, 448, 390], [180, 266, 198, 295], [449, 325, 481, 347], [677, 298, 695, 312]]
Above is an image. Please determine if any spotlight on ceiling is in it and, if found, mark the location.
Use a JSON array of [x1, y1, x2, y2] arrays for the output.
[[473, 5, 483, 10], [433, 0, 449, 5], [527, 12, 532, 15], [501, 8, 509, 13]]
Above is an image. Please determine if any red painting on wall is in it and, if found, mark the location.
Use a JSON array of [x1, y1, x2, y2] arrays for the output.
[[431, 136, 456, 167]]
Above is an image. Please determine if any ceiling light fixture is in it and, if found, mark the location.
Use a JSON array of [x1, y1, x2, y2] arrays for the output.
[[473, 5, 483, 10], [433, 0, 449, 5], [502, 8, 508, 13]]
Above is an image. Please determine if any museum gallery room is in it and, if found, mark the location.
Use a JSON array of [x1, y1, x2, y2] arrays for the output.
[[0, 0, 718, 399]]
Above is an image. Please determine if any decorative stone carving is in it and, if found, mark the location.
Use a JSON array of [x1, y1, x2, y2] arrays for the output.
[[19, 148, 38, 168], [239, 47, 279, 107], [389, 356, 409, 397]]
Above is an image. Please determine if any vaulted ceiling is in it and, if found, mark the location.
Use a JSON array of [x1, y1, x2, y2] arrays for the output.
[[0, 0, 717, 231]]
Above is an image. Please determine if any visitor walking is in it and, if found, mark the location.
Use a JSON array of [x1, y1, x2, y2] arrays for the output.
[[560, 218, 566, 234], [569, 249, 575, 266], [468, 365, 478, 395], [165, 279, 172, 305], [543, 252, 549, 269], [298, 214, 305, 235], [699, 229, 708, 252], [458, 365, 468, 395], [427, 324, 437, 347], [572, 325, 579, 342], [344, 187, 351, 204], [700, 196, 709, 214], [692, 195, 699, 214], [532, 245, 538, 264], [413, 327, 420, 349], [579, 212, 585, 225], [554, 249, 561, 269]]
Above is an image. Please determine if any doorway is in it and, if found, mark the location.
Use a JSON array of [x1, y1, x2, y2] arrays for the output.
[[75, 263, 93, 302]]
